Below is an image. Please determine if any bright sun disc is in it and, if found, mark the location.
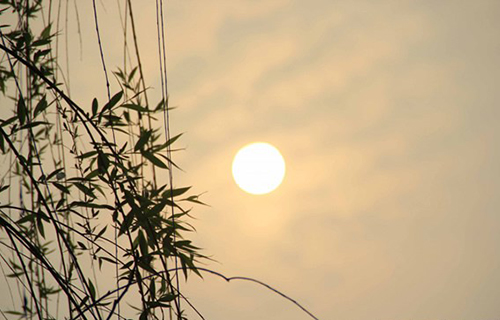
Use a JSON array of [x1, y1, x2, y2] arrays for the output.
[[232, 142, 286, 195]]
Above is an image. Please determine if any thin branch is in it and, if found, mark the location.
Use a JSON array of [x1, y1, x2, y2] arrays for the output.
[[0, 126, 92, 320], [91, 267, 320, 320], [5, 231, 43, 320], [0, 213, 89, 320], [194, 268, 320, 320], [91, 0, 111, 101]]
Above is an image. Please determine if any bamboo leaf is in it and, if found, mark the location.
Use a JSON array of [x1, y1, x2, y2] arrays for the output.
[[17, 96, 26, 125], [95, 226, 107, 240], [97, 151, 109, 174], [100, 91, 123, 116], [99, 256, 117, 265], [138, 231, 148, 256], [148, 200, 168, 217], [31, 39, 50, 47], [70, 201, 113, 210], [159, 293, 176, 303], [134, 129, 152, 151], [119, 211, 134, 236], [141, 150, 167, 169], [85, 169, 100, 180], [156, 153, 182, 170], [88, 279, 96, 300], [74, 182, 96, 199], [33, 97, 48, 118], [77, 150, 98, 159], [52, 182, 70, 194], [77, 241, 87, 250], [155, 98, 165, 111], [121, 261, 134, 270], [0, 184, 8, 193], [182, 195, 207, 206], [0, 116, 17, 127], [163, 187, 191, 199], [149, 279, 156, 300], [137, 260, 156, 274], [120, 103, 151, 113], [164, 133, 182, 149], [37, 217, 45, 238], [40, 23, 52, 40], [45, 168, 64, 181], [91, 98, 98, 117], [17, 214, 35, 224], [128, 67, 137, 82], [153, 133, 183, 152], [33, 48, 50, 61], [20, 121, 49, 130]]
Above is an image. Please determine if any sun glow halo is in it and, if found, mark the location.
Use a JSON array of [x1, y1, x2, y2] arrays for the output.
[[232, 142, 286, 195]]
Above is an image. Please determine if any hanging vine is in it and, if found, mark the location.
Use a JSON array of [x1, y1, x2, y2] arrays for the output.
[[0, 1, 320, 320], [0, 1, 205, 319]]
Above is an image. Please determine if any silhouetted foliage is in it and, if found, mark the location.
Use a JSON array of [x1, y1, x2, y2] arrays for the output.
[[0, 1, 204, 319], [0, 1, 320, 320]]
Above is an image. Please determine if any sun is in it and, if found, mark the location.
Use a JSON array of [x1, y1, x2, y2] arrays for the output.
[[232, 142, 286, 195]]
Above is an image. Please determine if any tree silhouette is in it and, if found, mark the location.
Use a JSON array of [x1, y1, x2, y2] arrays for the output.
[[0, 1, 319, 319]]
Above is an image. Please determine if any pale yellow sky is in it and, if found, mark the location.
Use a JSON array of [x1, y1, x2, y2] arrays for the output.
[[3, 0, 500, 319], [166, 2, 500, 319], [160, 2, 500, 318]]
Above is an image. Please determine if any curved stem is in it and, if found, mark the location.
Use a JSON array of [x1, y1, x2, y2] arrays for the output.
[[0, 126, 91, 320]]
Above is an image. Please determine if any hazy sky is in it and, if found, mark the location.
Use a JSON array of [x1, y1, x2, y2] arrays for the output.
[[159, 2, 500, 319], [6, 0, 500, 319]]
